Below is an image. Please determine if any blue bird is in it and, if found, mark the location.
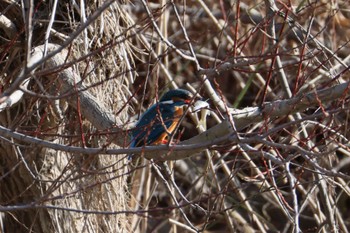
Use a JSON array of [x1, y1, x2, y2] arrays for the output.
[[130, 89, 193, 148]]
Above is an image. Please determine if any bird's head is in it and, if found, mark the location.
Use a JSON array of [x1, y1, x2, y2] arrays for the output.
[[159, 89, 193, 104]]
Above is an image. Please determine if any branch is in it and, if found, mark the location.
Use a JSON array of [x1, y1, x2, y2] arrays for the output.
[[230, 81, 350, 130], [0, 0, 117, 101], [0, 65, 349, 160]]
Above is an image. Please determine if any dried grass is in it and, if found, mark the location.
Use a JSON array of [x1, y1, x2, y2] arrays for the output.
[[1, 0, 350, 233]]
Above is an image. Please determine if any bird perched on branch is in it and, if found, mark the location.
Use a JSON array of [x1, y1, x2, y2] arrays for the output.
[[130, 89, 193, 148]]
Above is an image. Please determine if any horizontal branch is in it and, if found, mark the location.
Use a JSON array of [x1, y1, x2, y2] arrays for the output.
[[231, 81, 350, 130], [1, 46, 349, 161], [144, 81, 350, 160], [0, 74, 348, 160]]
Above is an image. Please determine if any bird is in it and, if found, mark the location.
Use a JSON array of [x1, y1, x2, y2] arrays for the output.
[[130, 89, 193, 148]]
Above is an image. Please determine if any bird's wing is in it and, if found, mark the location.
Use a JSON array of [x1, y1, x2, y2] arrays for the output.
[[131, 101, 175, 147]]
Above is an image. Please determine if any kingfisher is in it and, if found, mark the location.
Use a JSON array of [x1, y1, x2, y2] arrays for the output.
[[130, 89, 193, 149]]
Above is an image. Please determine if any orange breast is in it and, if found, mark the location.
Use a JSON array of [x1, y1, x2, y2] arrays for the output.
[[152, 106, 183, 145]]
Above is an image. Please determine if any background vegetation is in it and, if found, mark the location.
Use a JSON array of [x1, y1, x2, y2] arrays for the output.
[[1, 0, 350, 232]]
